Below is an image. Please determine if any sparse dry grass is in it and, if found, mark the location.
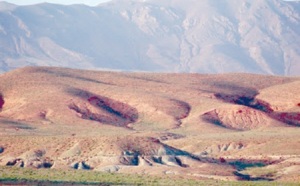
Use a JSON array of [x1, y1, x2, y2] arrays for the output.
[[0, 166, 298, 186]]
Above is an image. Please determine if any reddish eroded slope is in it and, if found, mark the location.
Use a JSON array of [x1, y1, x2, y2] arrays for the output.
[[0, 66, 298, 131], [202, 105, 281, 131], [67, 88, 138, 128], [256, 81, 300, 126], [203, 82, 300, 130], [0, 67, 300, 182], [273, 112, 300, 126], [0, 94, 4, 110]]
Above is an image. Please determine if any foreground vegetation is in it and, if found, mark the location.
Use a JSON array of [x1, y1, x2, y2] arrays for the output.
[[0, 166, 298, 186]]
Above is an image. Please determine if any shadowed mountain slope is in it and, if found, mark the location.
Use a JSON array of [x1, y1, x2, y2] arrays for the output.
[[0, 0, 300, 75]]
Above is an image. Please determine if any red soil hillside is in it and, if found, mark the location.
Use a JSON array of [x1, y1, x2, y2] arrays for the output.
[[0, 67, 300, 182]]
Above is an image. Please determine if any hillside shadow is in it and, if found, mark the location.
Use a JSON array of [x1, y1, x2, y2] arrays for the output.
[[233, 171, 274, 181], [31, 68, 114, 86], [205, 81, 300, 127], [0, 94, 4, 110], [0, 119, 35, 130], [120, 74, 171, 85], [159, 142, 276, 181], [66, 88, 138, 128]]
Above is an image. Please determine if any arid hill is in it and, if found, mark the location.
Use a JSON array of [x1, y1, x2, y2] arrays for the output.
[[0, 67, 300, 182]]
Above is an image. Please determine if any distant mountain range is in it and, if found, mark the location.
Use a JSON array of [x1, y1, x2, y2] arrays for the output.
[[0, 0, 300, 75]]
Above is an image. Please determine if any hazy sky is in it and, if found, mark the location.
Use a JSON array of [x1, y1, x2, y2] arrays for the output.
[[3, 0, 298, 6], [3, 0, 111, 6]]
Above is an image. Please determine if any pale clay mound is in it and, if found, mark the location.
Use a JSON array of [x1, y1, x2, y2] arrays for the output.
[[0, 67, 300, 182], [201, 105, 283, 131]]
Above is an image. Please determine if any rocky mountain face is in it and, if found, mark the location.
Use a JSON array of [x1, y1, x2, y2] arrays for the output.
[[0, 0, 299, 75]]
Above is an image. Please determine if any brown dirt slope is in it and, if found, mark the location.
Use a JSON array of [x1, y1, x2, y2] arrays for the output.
[[0, 66, 300, 182]]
